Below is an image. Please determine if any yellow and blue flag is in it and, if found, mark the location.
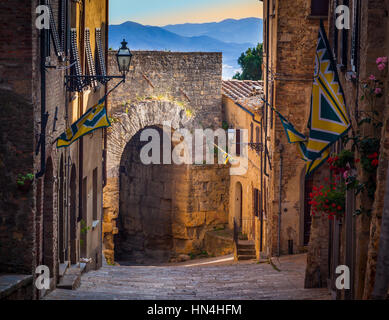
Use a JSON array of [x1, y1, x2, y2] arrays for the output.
[[56, 101, 111, 148], [305, 20, 350, 164], [277, 111, 307, 143]]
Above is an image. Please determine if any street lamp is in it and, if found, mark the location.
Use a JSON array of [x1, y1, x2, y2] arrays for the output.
[[116, 39, 132, 75], [65, 38, 132, 92]]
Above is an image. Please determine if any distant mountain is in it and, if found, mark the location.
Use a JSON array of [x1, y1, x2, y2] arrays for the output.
[[162, 18, 263, 45], [109, 20, 261, 79]]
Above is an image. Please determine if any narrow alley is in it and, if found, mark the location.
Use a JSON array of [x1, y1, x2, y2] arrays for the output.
[[45, 254, 330, 300]]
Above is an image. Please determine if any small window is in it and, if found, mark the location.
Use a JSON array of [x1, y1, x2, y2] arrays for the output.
[[250, 123, 254, 144], [236, 129, 241, 156], [255, 126, 260, 154], [311, 0, 329, 16], [253, 188, 260, 217], [92, 168, 98, 221]]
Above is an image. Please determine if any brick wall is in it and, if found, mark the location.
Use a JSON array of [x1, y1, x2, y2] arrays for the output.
[[0, 0, 36, 274]]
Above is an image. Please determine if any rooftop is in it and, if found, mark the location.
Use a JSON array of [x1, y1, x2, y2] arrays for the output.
[[222, 80, 264, 112]]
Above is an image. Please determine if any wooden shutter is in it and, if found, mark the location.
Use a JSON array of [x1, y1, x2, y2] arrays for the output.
[[350, 0, 360, 72], [85, 28, 97, 87], [236, 129, 241, 156], [70, 29, 83, 91], [311, 0, 329, 16], [95, 28, 107, 84], [48, 0, 62, 57], [59, 0, 67, 56]]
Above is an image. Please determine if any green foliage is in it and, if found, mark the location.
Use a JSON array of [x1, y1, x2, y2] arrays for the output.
[[233, 43, 263, 81], [16, 173, 34, 186], [222, 121, 229, 131], [80, 219, 91, 235]]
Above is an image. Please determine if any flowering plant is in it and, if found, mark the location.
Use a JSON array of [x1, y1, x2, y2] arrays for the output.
[[309, 175, 345, 220]]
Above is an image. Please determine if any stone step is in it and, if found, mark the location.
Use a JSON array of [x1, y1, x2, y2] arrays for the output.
[[237, 254, 256, 261], [237, 248, 256, 255], [58, 261, 69, 279], [56, 265, 81, 290]]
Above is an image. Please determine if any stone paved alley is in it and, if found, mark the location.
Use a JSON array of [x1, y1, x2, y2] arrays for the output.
[[45, 254, 331, 300]]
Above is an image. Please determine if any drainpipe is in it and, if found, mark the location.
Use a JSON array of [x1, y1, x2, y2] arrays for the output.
[[277, 144, 284, 257], [36, 8, 49, 179]]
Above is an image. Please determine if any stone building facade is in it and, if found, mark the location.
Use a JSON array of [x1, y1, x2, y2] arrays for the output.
[[222, 80, 266, 258], [309, 0, 389, 300], [261, 0, 327, 259], [0, 0, 109, 299], [103, 51, 230, 264], [262, 0, 389, 299]]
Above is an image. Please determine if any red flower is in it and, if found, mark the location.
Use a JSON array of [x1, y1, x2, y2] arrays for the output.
[[337, 206, 342, 210], [313, 186, 318, 191], [333, 187, 336, 190], [332, 203, 336, 208], [325, 199, 329, 203], [372, 159, 379, 167], [309, 192, 313, 198], [355, 158, 360, 163], [368, 152, 378, 159]]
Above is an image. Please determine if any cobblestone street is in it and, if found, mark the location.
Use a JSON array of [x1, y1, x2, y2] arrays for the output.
[[45, 254, 331, 300]]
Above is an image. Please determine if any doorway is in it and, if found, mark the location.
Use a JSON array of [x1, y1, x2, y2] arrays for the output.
[[235, 182, 243, 232]]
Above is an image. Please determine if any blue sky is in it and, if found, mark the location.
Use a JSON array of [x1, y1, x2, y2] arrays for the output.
[[110, 0, 263, 26]]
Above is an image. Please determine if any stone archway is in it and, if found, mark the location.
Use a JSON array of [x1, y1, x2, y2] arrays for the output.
[[115, 125, 177, 264], [103, 100, 194, 263]]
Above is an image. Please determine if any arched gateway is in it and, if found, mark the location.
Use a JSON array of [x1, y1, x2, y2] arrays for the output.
[[103, 100, 230, 264]]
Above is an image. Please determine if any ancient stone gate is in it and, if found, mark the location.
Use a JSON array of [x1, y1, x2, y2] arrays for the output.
[[103, 51, 230, 264]]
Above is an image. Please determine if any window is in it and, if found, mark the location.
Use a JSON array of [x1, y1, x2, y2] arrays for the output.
[[250, 123, 254, 144], [311, 0, 329, 16], [253, 188, 260, 217], [236, 129, 241, 156], [92, 168, 98, 221], [350, 0, 360, 72], [82, 177, 87, 222], [255, 126, 260, 154]]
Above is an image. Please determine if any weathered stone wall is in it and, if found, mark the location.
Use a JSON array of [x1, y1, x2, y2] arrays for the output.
[[107, 51, 223, 129], [103, 51, 225, 263]]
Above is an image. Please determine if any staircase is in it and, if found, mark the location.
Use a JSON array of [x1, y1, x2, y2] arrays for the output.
[[236, 240, 256, 261]]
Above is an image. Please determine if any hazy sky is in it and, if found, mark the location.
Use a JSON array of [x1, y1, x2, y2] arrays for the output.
[[110, 0, 263, 26]]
